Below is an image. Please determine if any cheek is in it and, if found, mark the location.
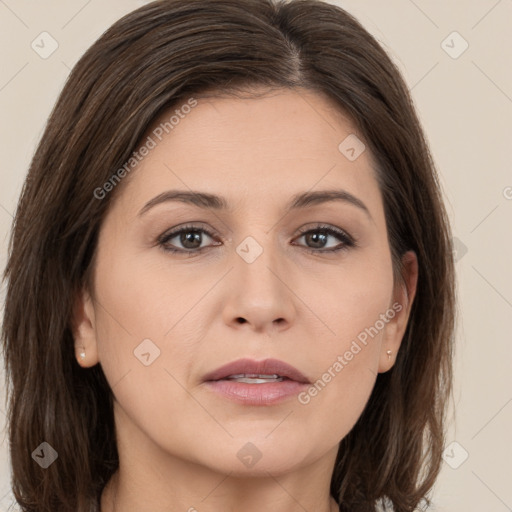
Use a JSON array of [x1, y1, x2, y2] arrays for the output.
[[93, 240, 206, 342], [91, 244, 184, 390], [298, 356, 378, 453], [296, 304, 388, 445], [296, 252, 393, 419], [91, 255, 202, 449], [311, 249, 394, 344]]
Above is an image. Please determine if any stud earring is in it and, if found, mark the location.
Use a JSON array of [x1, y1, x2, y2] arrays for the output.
[[386, 350, 392, 360], [79, 349, 86, 360]]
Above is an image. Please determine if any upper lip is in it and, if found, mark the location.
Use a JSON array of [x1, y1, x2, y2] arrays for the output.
[[203, 358, 310, 384]]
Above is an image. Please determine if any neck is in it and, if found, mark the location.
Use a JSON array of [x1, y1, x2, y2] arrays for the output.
[[100, 402, 341, 512], [100, 466, 339, 512]]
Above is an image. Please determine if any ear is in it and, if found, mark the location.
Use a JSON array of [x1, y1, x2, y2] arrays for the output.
[[378, 250, 418, 373], [71, 286, 100, 368]]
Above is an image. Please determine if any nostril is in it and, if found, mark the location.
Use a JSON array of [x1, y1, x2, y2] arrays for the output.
[[236, 318, 247, 324]]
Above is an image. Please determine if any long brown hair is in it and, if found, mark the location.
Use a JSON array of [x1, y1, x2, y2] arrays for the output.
[[1, 1, 456, 510]]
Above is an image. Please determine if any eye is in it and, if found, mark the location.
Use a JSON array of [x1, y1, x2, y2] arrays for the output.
[[157, 223, 357, 255], [292, 224, 356, 254], [158, 224, 220, 254]]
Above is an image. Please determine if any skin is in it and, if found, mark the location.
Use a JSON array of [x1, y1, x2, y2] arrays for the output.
[[73, 87, 418, 512]]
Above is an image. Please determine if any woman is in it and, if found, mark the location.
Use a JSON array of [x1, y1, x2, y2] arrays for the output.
[[1, 0, 456, 510]]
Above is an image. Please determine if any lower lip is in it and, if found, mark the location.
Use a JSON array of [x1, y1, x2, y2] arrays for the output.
[[204, 379, 309, 405]]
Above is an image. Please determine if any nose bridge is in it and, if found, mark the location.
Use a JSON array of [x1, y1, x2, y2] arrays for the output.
[[222, 223, 296, 332], [234, 229, 283, 298]]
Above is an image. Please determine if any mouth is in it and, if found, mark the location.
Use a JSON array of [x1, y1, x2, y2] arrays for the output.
[[202, 358, 311, 384], [202, 358, 311, 406], [220, 373, 287, 384]]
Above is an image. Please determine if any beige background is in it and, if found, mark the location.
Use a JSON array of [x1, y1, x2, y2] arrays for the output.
[[1, 1, 511, 510]]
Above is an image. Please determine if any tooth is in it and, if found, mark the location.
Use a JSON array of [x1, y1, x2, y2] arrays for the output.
[[229, 376, 284, 384], [226, 373, 281, 380]]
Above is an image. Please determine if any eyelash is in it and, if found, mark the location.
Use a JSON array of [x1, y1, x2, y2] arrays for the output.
[[158, 223, 357, 256]]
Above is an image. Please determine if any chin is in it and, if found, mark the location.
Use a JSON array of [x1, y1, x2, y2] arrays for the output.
[[199, 440, 312, 477]]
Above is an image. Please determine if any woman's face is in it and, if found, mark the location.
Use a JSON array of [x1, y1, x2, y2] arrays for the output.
[[75, 88, 417, 478]]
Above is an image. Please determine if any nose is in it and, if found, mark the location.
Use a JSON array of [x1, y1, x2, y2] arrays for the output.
[[221, 235, 297, 335]]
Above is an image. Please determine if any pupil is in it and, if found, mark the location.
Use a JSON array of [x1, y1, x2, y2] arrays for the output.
[[307, 232, 327, 248], [182, 231, 201, 249]]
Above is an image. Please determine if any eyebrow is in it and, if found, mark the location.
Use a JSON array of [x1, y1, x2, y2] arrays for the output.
[[138, 189, 372, 220]]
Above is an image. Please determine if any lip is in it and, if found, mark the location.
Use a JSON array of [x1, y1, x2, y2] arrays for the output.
[[202, 358, 311, 406], [202, 358, 310, 384]]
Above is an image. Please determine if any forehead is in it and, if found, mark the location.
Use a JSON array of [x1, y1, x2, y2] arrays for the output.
[[112, 88, 381, 217], [149, 87, 358, 155]]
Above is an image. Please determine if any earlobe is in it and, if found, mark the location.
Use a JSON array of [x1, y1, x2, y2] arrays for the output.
[[72, 286, 99, 367], [378, 250, 419, 373]]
